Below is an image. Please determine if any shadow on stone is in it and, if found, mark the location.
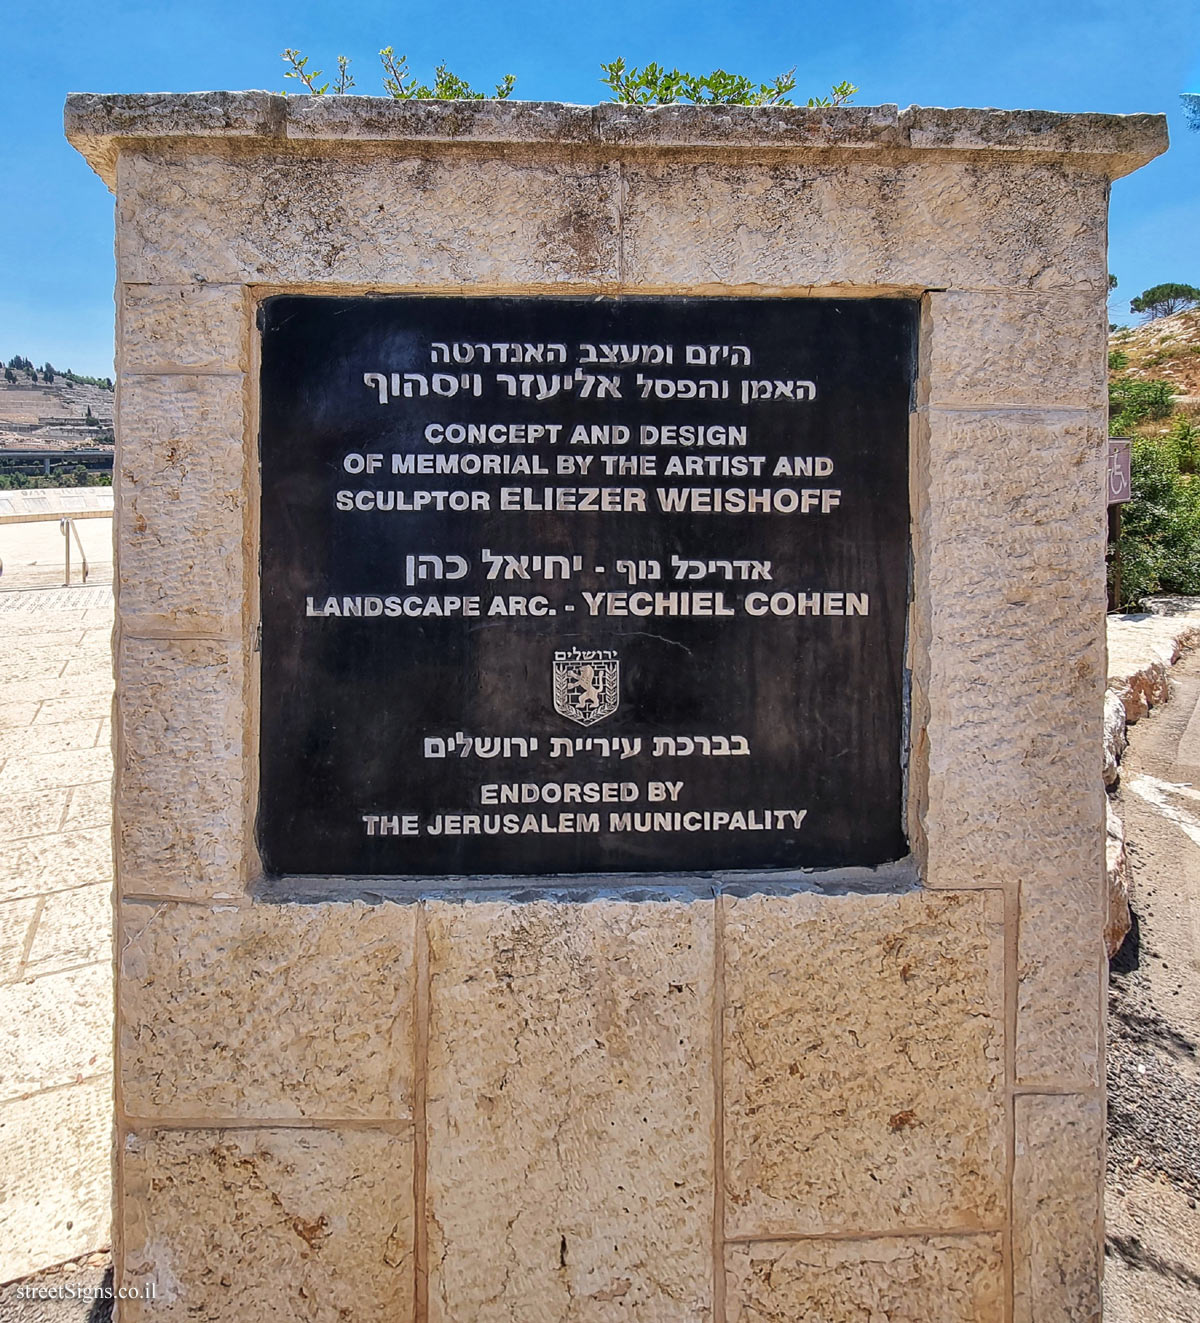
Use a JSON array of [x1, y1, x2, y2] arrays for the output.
[[1110, 907, 1141, 975]]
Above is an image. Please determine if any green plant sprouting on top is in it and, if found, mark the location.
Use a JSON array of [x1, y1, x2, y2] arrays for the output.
[[598, 59, 855, 107], [282, 48, 515, 100], [281, 50, 356, 96], [379, 48, 516, 100], [280, 49, 855, 107]]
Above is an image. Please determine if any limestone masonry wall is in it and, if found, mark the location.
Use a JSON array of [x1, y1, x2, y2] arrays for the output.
[[67, 95, 1166, 1322]]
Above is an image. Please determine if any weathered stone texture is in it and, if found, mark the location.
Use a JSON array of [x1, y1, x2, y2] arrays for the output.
[[116, 151, 622, 287], [115, 373, 246, 636], [923, 290, 1107, 408], [723, 890, 1006, 1238], [1017, 891, 1105, 1090], [725, 1234, 1005, 1323], [919, 409, 1106, 883], [1013, 1094, 1103, 1323], [1103, 688, 1127, 786], [620, 161, 1109, 292], [424, 898, 714, 1322], [119, 900, 417, 1119], [913, 408, 1106, 1084], [121, 283, 247, 374], [119, 1127, 414, 1322], [1107, 608, 1200, 721], [67, 96, 1169, 189], [115, 636, 245, 898]]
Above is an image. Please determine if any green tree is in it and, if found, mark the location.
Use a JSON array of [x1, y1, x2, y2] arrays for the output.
[[3, 368, 14, 384], [1115, 417, 1200, 607], [1129, 282, 1200, 319]]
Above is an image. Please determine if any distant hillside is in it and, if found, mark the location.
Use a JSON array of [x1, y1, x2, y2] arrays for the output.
[[1110, 309, 1200, 401], [0, 378, 114, 452]]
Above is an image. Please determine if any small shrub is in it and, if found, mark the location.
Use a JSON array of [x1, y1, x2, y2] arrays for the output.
[[282, 48, 516, 100], [597, 59, 845, 106], [1109, 376, 1175, 435], [1108, 348, 1129, 371]]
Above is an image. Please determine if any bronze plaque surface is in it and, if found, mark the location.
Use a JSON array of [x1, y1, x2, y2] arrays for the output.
[[258, 295, 915, 877]]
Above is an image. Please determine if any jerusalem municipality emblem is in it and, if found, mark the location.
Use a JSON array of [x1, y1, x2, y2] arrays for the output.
[[553, 648, 620, 727]]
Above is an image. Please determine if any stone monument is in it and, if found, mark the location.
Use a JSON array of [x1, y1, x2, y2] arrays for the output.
[[66, 93, 1165, 1321]]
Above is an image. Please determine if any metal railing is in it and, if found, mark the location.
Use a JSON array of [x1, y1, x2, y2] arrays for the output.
[[0, 509, 113, 588], [61, 517, 90, 584]]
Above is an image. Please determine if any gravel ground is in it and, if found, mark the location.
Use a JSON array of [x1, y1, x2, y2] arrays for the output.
[[0, 1252, 112, 1321], [1108, 910, 1200, 1203]]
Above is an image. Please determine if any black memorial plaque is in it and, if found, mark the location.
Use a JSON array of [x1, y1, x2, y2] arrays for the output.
[[258, 296, 915, 877]]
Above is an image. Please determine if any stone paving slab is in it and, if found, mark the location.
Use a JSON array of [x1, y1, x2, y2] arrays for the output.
[[0, 721, 107, 760], [26, 885, 112, 975], [0, 585, 113, 1283], [0, 830, 112, 906], [0, 789, 76, 844], [0, 748, 112, 795], [0, 899, 39, 982], [0, 960, 111, 1097], [0, 1079, 112, 1283], [62, 783, 111, 833], [30, 695, 112, 728], [0, 489, 113, 521]]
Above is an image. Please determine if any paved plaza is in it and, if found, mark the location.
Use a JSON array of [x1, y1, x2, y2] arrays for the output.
[[0, 580, 114, 1283]]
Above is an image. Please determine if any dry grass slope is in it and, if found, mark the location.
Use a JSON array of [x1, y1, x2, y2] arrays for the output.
[[1111, 308, 1200, 402]]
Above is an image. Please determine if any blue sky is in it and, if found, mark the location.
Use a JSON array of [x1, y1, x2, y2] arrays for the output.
[[2, 0, 1198, 377]]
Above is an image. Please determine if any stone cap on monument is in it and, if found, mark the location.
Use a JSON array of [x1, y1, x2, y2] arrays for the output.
[[65, 93, 1167, 189]]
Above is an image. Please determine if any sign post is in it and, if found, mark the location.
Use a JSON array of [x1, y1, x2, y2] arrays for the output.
[[1108, 437, 1132, 610]]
